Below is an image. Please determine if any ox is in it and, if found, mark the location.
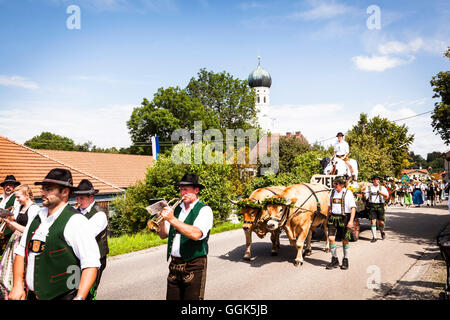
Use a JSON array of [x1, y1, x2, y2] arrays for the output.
[[265, 183, 330, 266], [228, 186, 285, 260], [320, 156, 359, 181]]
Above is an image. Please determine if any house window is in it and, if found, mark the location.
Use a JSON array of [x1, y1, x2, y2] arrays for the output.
[[257, 96, 260, 103], [264, 96, 266, 103]]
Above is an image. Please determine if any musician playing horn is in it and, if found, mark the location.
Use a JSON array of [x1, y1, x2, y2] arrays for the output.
[[157, 173, 213, 300]]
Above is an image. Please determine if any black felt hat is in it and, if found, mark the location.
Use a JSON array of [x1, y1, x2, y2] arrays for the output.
[[34, 168, 75, 189], [73, 179, 99, 196], [0, 175, 21, 187], [371, 174, 382, 181], [176, 173, 205, 190], [336, 132, 344, 137], [333, 176, 346, 185]]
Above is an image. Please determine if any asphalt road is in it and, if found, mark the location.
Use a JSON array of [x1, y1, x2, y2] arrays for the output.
[[97, 201, 450, 300]]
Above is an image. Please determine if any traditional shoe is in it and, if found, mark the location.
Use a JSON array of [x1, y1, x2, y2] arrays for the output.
[[370, 238, 377, 243], [381, 231, 386, 240], [340, 258, 349, 270], [326, 257, 339, 269]]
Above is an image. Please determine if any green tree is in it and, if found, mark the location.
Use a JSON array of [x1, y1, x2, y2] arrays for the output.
[[430, 47, 450, 145], [24, 132, 77, 150], [185, 69, 258, 130], [291, 150, 329, 182], [408, 151, 427, 169], [278, 136, 311, 173], [110, 147, 242, 235], [346, 113, 414, 177], [127, 88, 207, 154]]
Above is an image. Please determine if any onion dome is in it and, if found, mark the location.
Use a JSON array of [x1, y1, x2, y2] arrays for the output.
[[248, 56, 272, 88]]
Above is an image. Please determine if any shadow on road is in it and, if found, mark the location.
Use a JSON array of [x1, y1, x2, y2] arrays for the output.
[[358, 208, 450, 246], [371, 280, 444, 300], [217, 235, 330, 268]]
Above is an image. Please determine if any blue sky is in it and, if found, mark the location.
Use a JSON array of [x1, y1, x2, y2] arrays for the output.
[[0, 0, 448, 158]]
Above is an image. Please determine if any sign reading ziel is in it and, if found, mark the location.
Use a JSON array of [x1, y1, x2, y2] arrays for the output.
[[310, 174, 337, 189]]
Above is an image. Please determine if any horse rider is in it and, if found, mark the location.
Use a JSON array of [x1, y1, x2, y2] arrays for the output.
[[364, 175, 389, 243], [333, 132, 355, 180]]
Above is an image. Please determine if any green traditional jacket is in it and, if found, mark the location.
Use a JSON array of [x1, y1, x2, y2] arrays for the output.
[[1, 194, 16, 236], [84, 203, 109, 258], [167, 201, 210, 262], [25, 204, 80, 300]]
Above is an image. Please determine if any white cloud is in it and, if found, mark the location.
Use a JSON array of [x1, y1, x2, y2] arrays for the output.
[[0, 75, 39, 89], [367, 102, 447, 157], [378, 38, 423, 55], [239, 1, 267, 11], [289, 1, 354, 20], [0, 104, 135, 148], [267, 103, 357, 145], [352, 55, 415, 72], [266, 101, 447, 158]]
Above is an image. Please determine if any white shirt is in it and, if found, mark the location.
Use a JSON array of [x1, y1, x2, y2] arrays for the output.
[[165, 199, 213, 258], [365, 185, 389, 204], [13, 203, 41, 221], [79, 201, 108, 237], [329, 188, 356, 215], [333, 140, 349, 156], [0, 193, 19, 210], [15, 203, 100, 291]]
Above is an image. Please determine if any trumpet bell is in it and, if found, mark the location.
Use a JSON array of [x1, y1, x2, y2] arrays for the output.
[[145, 197, 183, 233], [147, 219, 160, 233]]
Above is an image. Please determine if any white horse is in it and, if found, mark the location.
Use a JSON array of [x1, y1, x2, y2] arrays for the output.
[[321, 155, 359, 181]]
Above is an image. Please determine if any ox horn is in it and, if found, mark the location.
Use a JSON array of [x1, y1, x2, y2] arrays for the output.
[[317, 157, 323, 161], [226, 197, 239, 205]]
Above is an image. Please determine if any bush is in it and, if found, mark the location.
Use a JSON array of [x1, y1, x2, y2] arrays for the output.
[[110, 153, 241, 236]]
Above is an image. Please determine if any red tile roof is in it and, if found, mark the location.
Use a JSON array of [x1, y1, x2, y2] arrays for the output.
[[40, 150, 153, 189], [0, 136, 124, 197]]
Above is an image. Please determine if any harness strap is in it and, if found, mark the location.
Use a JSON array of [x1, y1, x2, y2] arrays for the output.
[[271, 183, 328, 226]]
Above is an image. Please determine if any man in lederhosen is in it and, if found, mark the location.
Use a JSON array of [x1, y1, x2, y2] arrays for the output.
[[0, 175, 21, 254], [10, 168, 100, 300], [326, 176, 356, 270], [364, 175, 389, 243], [74, 179, 109, 300], [157, 173, 213, 300]]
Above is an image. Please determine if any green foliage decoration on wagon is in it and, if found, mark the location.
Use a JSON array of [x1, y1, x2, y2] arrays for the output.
[[236, 199, 263, 210], [262, 197, 294, 208]]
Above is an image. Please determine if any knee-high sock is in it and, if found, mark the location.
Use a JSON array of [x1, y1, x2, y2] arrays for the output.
[[330, 243, 337, 258], [371, 225, 377, 238], [343, 244, 350, 259]]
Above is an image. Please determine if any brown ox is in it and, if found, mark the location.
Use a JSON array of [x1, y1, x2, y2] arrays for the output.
[[229, 186, 285, 260], [266, 183, 330, 266]]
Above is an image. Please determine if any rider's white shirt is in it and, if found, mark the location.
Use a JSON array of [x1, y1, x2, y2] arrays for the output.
[[333, 140, 349, 156]]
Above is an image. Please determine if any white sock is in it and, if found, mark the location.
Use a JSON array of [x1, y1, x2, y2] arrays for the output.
[[371, 225, 377, 238]]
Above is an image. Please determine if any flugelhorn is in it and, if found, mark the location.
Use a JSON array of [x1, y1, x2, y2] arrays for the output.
[[146, 197, 185, 233]]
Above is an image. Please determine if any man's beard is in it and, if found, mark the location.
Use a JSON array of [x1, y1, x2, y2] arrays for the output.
[[42, 196, 59, 209]]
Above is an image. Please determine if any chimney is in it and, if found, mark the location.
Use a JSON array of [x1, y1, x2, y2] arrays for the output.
[[295, 131, 301, 137], [286, 132, 292, 138]]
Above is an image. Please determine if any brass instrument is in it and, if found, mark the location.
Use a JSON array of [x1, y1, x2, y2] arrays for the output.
[[146, 197, 184, 233]]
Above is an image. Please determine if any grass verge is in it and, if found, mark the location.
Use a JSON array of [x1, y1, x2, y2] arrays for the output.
[[108, 221, 243, 257]]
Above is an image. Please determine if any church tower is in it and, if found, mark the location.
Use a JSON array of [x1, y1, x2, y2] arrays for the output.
[[248, 56, 272, 131]]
